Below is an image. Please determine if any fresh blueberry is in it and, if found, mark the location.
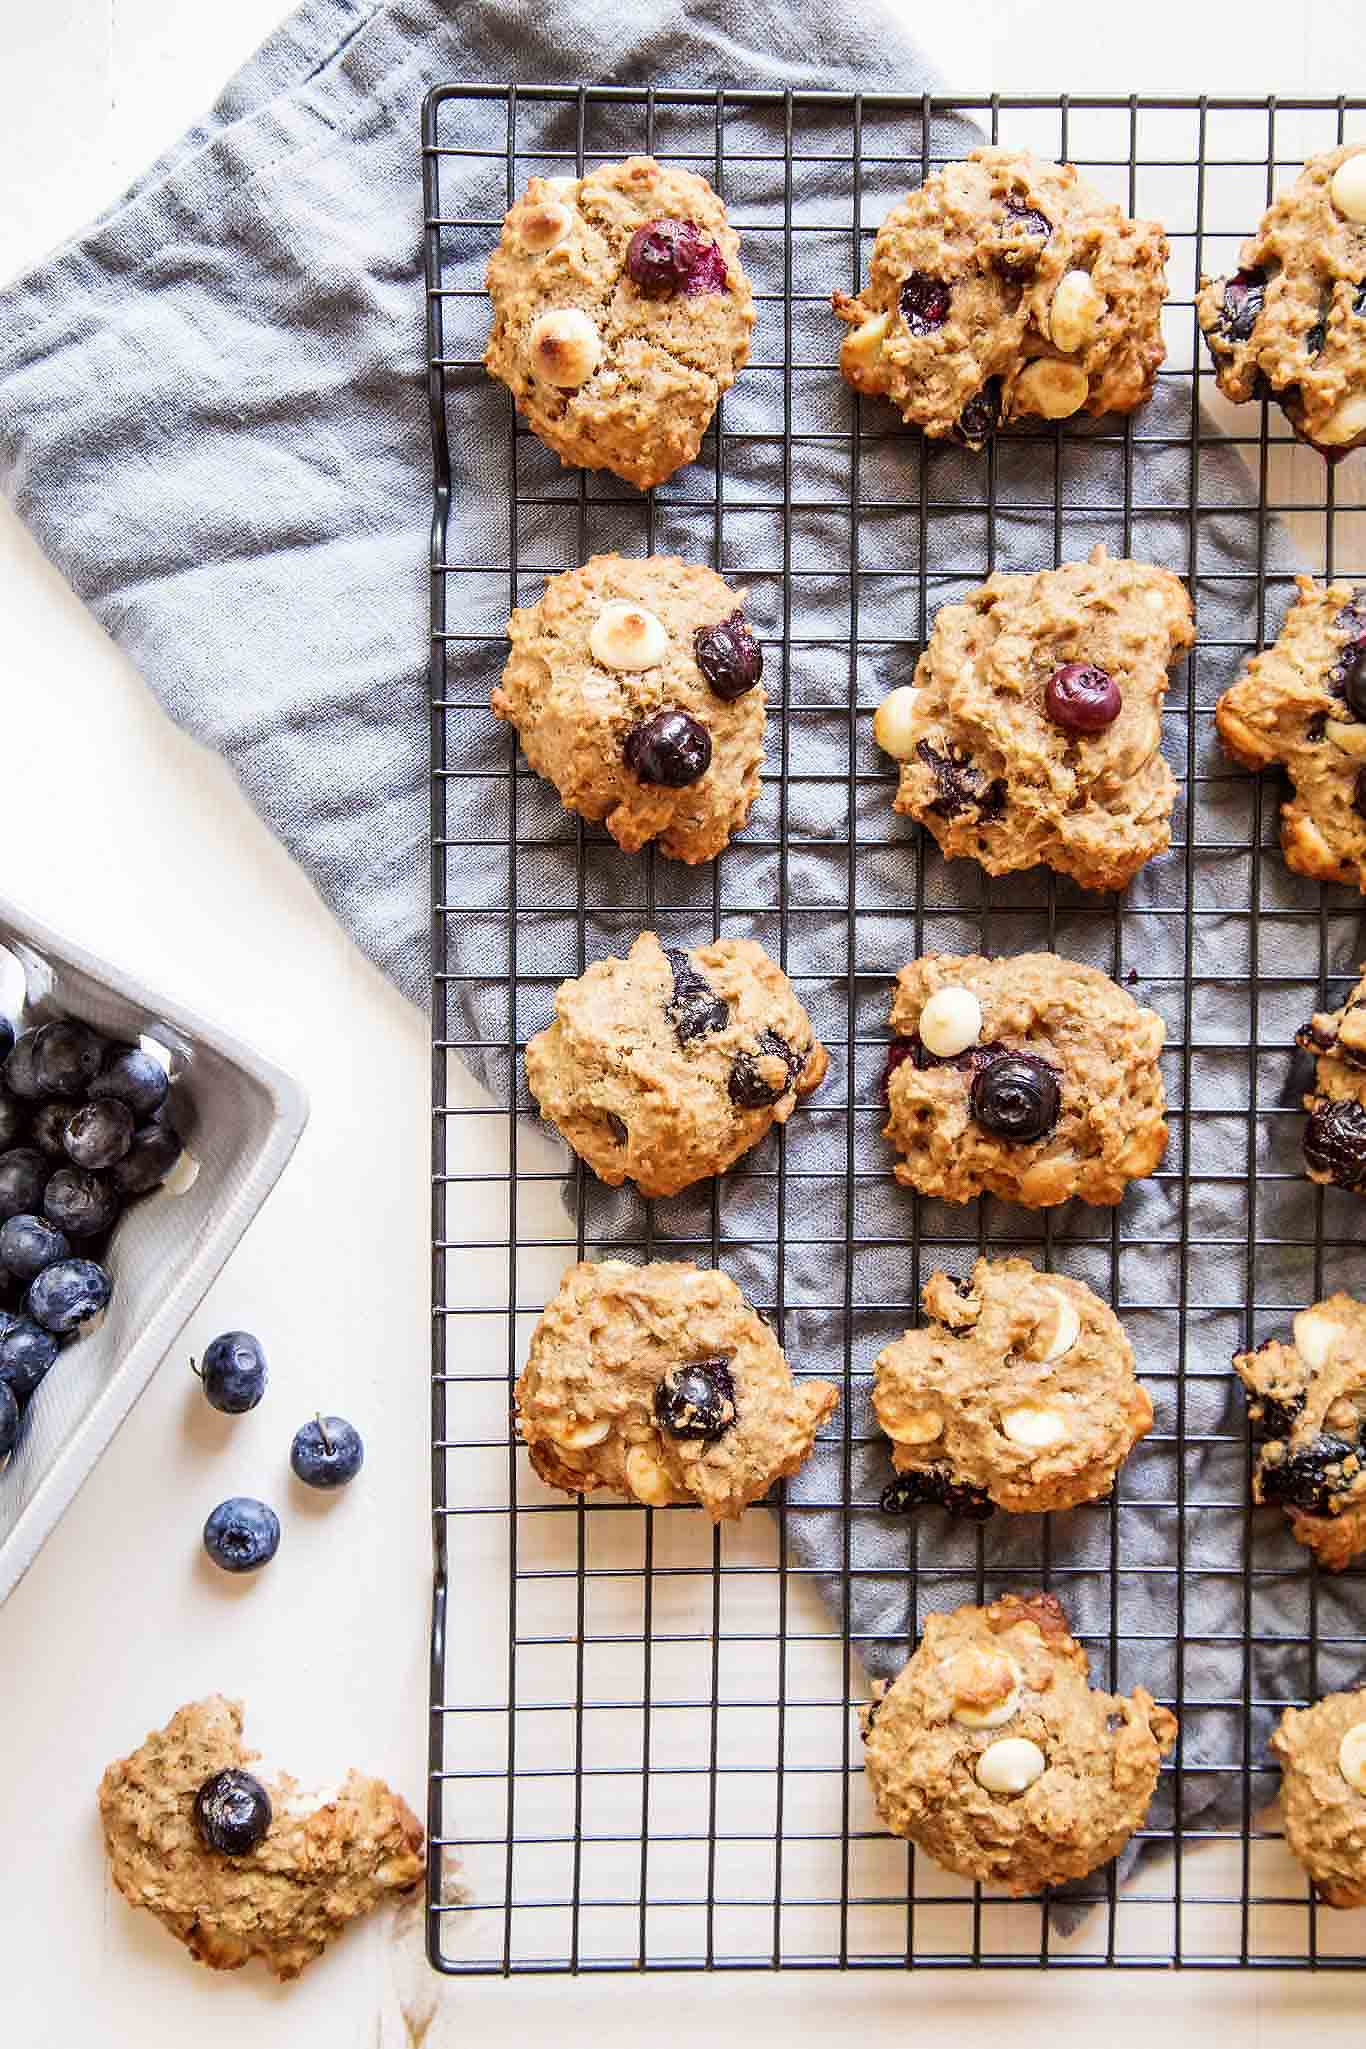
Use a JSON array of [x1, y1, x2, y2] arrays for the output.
[[195, 1330, 268, 1415], [664, 948, 729, 1045], [624, 217, 727, 296], [1259, 1432, 1360, 1516], [728, 1029, 799, 1109], [622, 708, 712, 787], [28, 1101, 71, 1160], [1304, 1097, 1366, 1190], [290, 1413, 365, 1488], [3, 1033, 45, 1102], [43, 1168, 119, 1240], [193, 1768, 272, 1855], [969, 1051, 1062, 1144], [898, 270, 951, 334], [25, 1257, 113, 1335], [32, 1020, 105, 1098], [653, 1358, 736, 1442], [110, 1119, 183, 1196], [0, 1381, 18, 1461], [0, 1318, 60, 1400], [1044, 660, 1123, 734], [0, 1019, 12, 1063], [63, 1099, 135, 1171], [1221, 268, 1266, 343], [0, 1214, 70, 1285], [693, 612, 763, 701], [0, 1148, 50, 1221], [0, 1091, 26, 1152], [202, 1496, 280, 1574], [954, 378, 1001, 450], [87, 1044, 170, 1120], [880, 1466, 995, 1520]]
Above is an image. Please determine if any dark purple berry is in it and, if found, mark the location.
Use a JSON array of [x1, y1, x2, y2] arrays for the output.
[[1221, 268, 1266, 343], [290, 1414, 364, 1489], [0, 1381, 17, 1461], [1044, 660, 1123, 734], [0, 1019, 11, 1064], [997, 198, 1052, 268], [1304, 1097, 1366, 1190], [915, 739, 1007, 823], [43, 1168, 119, 1240], [110, 1119, 183, 1196], [954, 378, 1001, 450], [0, 1317, 59, 1401], [728, 1029, 799, 1110], [0, 1093, 25, 1151], [625, 217, 728, 297], [694, 611, 763, 700], [202, 1496, 280, 1574], [1259, 1433, 1361, 1516], [622, 708, 711, 788], [25, 1258, 112, 1336], [3, 1034, 44, 1102], [882, 1037, 916, 1099], [63, 1099, 135, 1171], [664, 948, 729, 1045], [88, 1044, 170, 1120], [1342, 643, 1366, 724], [29, 1101, 71, 1161], [1246, 1389, 1306, 1443], [880, 1467, 995, 1520], [605, 1111, 628, 1145], [898, 271, 951, 334], [193, 1769, 272, 1856], [0, 1148, 49, 1222], [0, 1214, 70, 1287], [1307, 317, 1328, 357], [31, 1020, 104, 1098], [969, 1051, 1062, 1144], [653, 1357, 737, 1442]]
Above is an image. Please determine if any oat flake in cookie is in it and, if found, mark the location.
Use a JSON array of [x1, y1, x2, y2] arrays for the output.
[[875, 1258, 1153, 1518], [493, 553, 765, 863], [875, 545, 1194, 892], [833, 147, 1168, 445], [861, 1593, 1177, 1893], [1234, 1295, 1366, 1571], [883, 952, 1167, 1208], [1197, 145, 1366, 458], [484, 156, 754, 489], [524, 931, 826, 1199], [1215, 576, 1366, 889], [516, 1259, 838, 1520], [1272, 1686, 1366, 1906]]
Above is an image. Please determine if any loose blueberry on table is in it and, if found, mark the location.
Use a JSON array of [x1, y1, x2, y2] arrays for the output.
[[202, 1496, 281, 1573], [291, 1413, 365, 1489], [194, 1330, 269, 1415], [193, 1768, 273, 1856]]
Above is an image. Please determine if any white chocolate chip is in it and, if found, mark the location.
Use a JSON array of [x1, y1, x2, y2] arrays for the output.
[[976, 1735, 1047, 1795], [625, 1443, 675, 1506], [1293, 1308, 1348, 1371], [918, 985, 983, 1060], [1000, 1404, 1070, 1451], [1339, 1721, 1366, 1794], [547, 1414, 611, 1451], [527, 307, 601, 388], [1035, 1287, 1082, 1363], [844, 310, 890, 369], [1329, 152, 1366, 226], [589, 600, 669, 671], [948, 1649, 1023, 1729], [517, 200, 573, 253], [1328, 719, 1366, 758], [1014, 357, 1090, 421], [872, 685, 920, 762], [895, 1411, 944, 1445], [1316, 393, 1366, 448], [1048, 269, 1106, 354]]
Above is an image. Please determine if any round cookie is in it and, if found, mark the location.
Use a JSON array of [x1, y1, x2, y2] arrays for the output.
[[516, 1259, 839, 1520], [524, 930, 827, 1199], [484, 156, 754, 488], [874, 544, 1194, 892], [861, 1592, 1177, 1893], [1234, 1293, 1366, 1571], [1272, 1686, 1366, 1907], [1297, 967, 1366, 1195], [875, 1258, 1153, 1518], [1197, 144, 1366, 458], [833, 146, 1168, 445], [493, 553, 765, 863], [882, 952, 1168, 1208], [1215, 576, 1366, 889]]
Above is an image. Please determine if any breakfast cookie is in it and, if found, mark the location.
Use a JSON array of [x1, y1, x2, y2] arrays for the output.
[[832, 147, 1168, 446], [1197, 144, 1366, 457], [524, 931, 826, 1198], [1298, 967, 1366, 1193], [493, 552, 765, 862], [484, 155, 754, 488], [874, 544, 1194, 892], [1234, 1294, 1366, 1571], [875, 1258, 1152, 1518], [1214, 576, 1366, 888], [98, 1696, 424, 1980], [1272, 1686, 1366, 1906], [882, 952, 1168, 1207], [861, 1592, 1177, 1892], [516, 1258, 838, 1518]]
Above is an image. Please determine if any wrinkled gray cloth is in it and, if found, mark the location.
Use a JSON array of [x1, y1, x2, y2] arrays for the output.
[[1, 0, 1358, 1950]]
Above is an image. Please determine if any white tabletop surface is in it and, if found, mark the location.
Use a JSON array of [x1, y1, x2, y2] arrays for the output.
[[4, 4, 1366, 2044]]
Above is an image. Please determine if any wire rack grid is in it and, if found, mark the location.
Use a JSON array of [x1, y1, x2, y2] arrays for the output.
[[424, 86, 1366, 1974]]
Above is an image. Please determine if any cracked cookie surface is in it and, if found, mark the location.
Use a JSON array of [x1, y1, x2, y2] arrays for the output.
[[484, 156, 754, 488], [1298, 967, 1366, 1198], [833, 147, 1168, 445], [874, 1258, 1152, 1517], [876, 544, 1194, 891], [1215, 575, 1366, 888], [883, 952, 1167, 1208], [1234, 1293, 1366, 1571], [493, 553, 765, 862], [98, 1696, 424, 1980], [861, 1592, 1177, 1893], [1272, 1686, 1366, 1906], [524, 930, 827, 1198], [1197, 145, 1366, 457], [517, 1258, 838, 1519]]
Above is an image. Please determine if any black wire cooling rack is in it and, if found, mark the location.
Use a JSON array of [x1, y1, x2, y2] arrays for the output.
[[424, 88, 1366, 1973]]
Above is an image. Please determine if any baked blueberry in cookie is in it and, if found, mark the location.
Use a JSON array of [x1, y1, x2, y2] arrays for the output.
[[860, 1592, 1177, 1892], [515, 1259, 838, 1520], [1272, 1685, 1366, 1906], [882, 952, 1167, 1207], [873, 545, 1194, 893], [874, 1259, 1153, 1517], [493, 553, 765, 863], [1235, 1295, 1366, 1571], [1297, 969, 1366, 1194], [484, 156, 754, 488], [833, 147, 1168, 444], [524, 931, 826, 1199], [1197, 145, 1366, 457]]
